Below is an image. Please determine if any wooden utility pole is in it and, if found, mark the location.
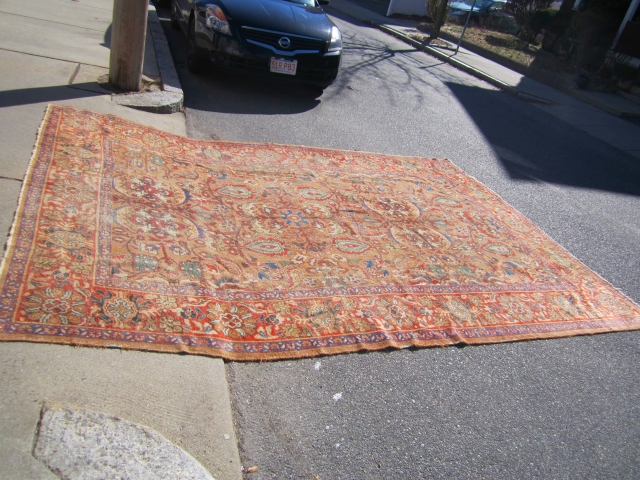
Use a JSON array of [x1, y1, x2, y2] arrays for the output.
[[109, 0, 148, 92], [430, 0, 450, 40]]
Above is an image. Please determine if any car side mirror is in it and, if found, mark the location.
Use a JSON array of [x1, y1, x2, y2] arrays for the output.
[[318, 0, 330, 5]]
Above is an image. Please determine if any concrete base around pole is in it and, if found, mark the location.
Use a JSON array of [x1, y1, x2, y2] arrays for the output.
[[113, 90, 185, 114], [34, 408, 215, 480]]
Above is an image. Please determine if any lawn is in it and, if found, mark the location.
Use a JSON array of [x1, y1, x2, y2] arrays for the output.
[[413, 23, 539, 67], [411, 22, 579, 77]]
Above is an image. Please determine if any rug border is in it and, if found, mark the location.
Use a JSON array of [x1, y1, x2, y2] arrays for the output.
[[0, 104, 54, 292], [1, 320, 638, 361]]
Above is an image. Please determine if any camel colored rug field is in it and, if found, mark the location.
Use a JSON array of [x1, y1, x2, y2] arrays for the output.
[[1, 105, 639, 360]]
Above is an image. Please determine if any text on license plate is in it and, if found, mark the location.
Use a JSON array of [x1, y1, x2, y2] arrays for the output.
[[270, 57, 297, 75]]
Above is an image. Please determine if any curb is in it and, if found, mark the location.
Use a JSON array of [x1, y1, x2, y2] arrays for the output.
[[375, 24, 554, 105], [434, 29, 640, 117], [567, 89, 640, 118], [378, 24, 640, 117], [375, 25, 515, 92], [113, 4, 184, 114]]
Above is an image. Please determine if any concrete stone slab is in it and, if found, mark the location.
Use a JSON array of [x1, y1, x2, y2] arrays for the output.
[[1, 0, 112, 33], [148, 4, 184, 95], [0, 49, 79, 93], [435, 47, 524, 87], [0, 343, 242, 480], [0, 179, 22, 250], [0, 15, 110, 68], [34, 407, 214, 480], [0, 49, 185, 179], [71, 64, 110, 86]]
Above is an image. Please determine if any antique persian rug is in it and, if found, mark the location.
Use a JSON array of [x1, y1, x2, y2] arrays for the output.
[[1, 105, 639, 360]]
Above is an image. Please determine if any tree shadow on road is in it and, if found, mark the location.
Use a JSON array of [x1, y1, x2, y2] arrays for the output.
[[446, 81, 640, 196]]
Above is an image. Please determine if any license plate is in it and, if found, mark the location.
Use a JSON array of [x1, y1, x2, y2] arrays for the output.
[[270, 57, 297, 75]]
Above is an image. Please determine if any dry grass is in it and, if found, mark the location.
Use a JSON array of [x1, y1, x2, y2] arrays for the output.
[[445, 25, 538, 65], [413, 23, 580, 78], [414, 23, 539, 67]]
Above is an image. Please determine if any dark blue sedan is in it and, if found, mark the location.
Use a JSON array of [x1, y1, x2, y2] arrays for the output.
[[170, 0, 342, 87]]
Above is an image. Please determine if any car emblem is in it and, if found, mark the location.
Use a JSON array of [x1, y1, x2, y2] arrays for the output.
[[278, 37, 291, 49]]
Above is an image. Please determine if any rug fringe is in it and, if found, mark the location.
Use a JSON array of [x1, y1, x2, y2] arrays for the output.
[[0, 105, 55, 288]]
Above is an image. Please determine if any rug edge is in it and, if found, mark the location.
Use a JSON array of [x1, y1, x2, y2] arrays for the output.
[[0, 104, 55, 289], [2, 320, 639, 361], [46, 105, 454, 164], [437, 159, 640, 312]]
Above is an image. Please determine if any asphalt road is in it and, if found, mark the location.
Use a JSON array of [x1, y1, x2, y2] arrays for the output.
[[158, 5, 640, 479]]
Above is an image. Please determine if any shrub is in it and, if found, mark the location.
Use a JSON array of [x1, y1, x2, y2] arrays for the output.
[[529, 8, 557, 37], [506, 0, 554, 42], [569, 0, 630, 69], [615, 62, 639, 81]]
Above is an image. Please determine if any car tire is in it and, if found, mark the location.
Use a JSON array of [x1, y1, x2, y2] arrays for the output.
[[170, 2, 180, 30], [187, 17, 208, 74], [305, 85, 326, 97]]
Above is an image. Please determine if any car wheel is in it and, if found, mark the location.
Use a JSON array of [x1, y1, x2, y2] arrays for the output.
[[170, 2, 180, 30], [305, 85, 326, 97], [187, 17, 207, 74]]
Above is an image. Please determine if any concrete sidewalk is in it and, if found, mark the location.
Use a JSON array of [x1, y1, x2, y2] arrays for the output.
[[329, 0, 640, 160], [0, 0, 241, 479]]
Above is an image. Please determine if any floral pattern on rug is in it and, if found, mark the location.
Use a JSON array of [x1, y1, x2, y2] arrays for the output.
[[1, 105, 639, 360]]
